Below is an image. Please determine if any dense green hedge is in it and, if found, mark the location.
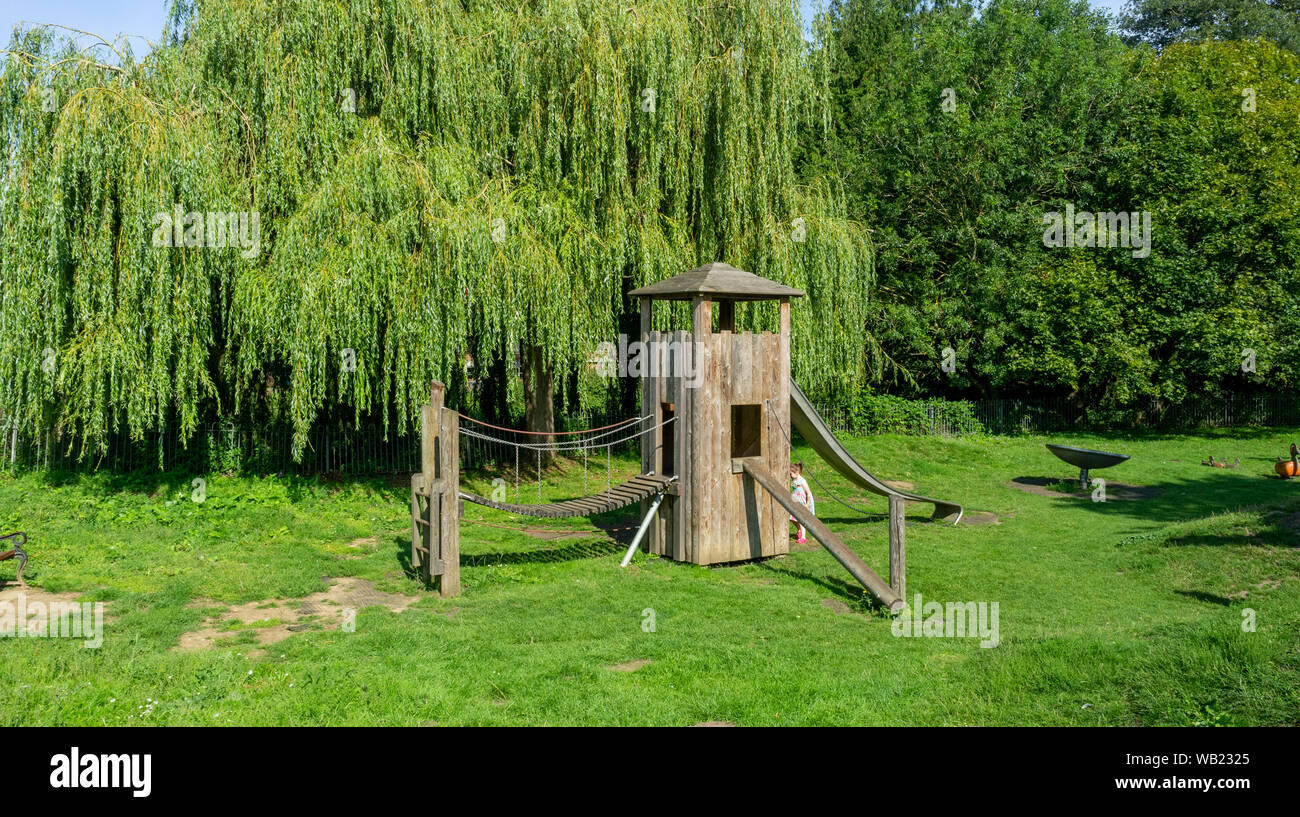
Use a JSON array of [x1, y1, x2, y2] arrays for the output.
[[846, 394, 985, 436]]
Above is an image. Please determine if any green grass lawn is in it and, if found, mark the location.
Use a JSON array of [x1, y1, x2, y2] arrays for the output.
[[2, 428, 1298, 725]]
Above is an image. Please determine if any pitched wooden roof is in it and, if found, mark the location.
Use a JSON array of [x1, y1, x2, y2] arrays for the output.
[[629, 262, 805, 301]]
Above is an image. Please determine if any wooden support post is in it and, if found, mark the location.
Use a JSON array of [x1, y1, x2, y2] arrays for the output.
[[437, 408, 460, 597], [410, 382, 461, 597], [691, 297, 711, 340], [424, 383, 443, 476], [410, 472, 424, 573], [684, 298, 710, 563], [889, 494, 905, 598], [412, 390, 439, 575], [639, 297, 655, 551], [640, 297, 653, 474], [718, 300, 735, 332]]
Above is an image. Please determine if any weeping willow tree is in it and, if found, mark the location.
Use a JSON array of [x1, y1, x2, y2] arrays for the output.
[[1, 0, 874, 461], [0, 25, 240, 453]]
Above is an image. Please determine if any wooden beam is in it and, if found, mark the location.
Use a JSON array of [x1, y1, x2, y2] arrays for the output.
[[889, 494, 905, 598], [691, 297, 711, 339], [741, 461, 904, 613], [640, 296, 655, 548], [438, 407, 461, 597], [421, 391, 440, 478]]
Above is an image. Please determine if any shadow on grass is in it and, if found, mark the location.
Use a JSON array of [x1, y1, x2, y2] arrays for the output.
[[390, 530, 623, 578], [589, 512, 639, 544], [755, 559, 887, 615], [32, 467, 198, 497], [439, 506, 635, 567], [815, 512, 888, 525], [1161, 527, 1300, 548], [1174, 589, 1236, 606], [27, 465, 409, 506], [1039, 427, 1300, 444], [814, 511, 952, 527], [392, 534, 417, 580], [461, 538, 625, 566], [1015, 468, 1300, 528]]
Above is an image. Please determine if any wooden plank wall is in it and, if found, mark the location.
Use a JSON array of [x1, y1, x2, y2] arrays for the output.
[[637, 304, 792, 566], [643, 327, 690, 561], [689, 329, 790, 565]]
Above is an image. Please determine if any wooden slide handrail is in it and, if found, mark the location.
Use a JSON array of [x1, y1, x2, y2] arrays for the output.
[[740, 461, 904, 613]]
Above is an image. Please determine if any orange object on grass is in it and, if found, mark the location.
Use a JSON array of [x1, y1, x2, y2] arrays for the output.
[[1275, 443, 1299, 478]]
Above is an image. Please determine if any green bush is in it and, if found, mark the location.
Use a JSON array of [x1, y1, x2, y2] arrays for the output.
[[849, 393, 985, 436]]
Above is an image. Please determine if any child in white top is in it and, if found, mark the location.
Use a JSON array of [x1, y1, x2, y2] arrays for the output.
[[789, 462, 815, 544]]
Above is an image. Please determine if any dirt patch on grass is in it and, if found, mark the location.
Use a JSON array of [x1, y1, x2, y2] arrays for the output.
[[821, 598, 852, 615], [610, 659, 651, 672], [958, 510, 1001, 526], [883, 480, 916, 491], [176, 577, 417, 652], [1222, 578, 1285, 602], [340, 537, 378, 559], [1007, 477, 1159, 501], [0, 585, 85, 607], [0, 585, 109, 636]]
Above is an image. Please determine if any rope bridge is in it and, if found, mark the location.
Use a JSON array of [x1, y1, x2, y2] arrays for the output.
[[460, 473, 675, 518], [414, 381, 676, 597], [457, 413, 676, 516]]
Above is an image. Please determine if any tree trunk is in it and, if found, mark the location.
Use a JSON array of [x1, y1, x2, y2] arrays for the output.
[[619, 266, 641, 418], [478, 342, 510, 426], [522, 344, 555, 465], [565, 363, 580, 420]]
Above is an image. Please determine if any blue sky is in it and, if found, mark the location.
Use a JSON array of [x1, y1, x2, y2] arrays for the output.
[[3, 0, 1132, 54], [3, 1, 173, 53]]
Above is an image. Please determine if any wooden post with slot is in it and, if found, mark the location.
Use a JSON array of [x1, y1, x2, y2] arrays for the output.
[[889, 494, 905, 599], [411, 381, 460, 597]]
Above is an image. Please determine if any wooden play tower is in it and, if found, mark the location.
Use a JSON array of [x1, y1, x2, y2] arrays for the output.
[[413, 261, 956, 611], [629, 262, 802, 565]]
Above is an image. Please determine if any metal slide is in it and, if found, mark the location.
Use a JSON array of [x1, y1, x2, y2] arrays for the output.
[[789, 379, 963, 524]]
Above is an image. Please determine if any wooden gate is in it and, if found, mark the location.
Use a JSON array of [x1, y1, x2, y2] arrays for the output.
[[411, 382, 460, 597]]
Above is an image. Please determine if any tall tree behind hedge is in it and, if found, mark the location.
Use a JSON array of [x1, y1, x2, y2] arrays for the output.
[[1121, 0, 1300, 53], [1105, 38, 1300, 403], [816, 0, 1134, 398]]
